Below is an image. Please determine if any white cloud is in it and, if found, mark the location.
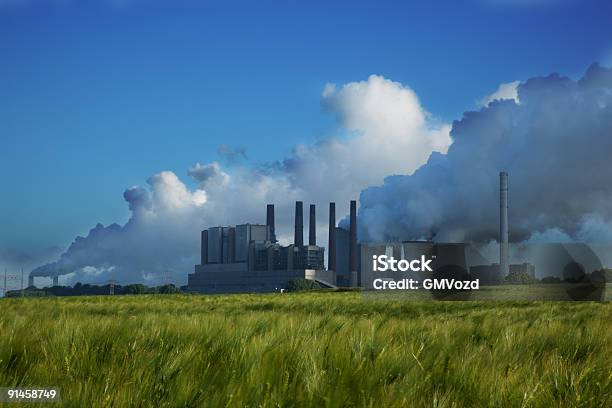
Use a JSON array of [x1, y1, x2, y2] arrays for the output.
[[147, 171, 206, 210], [479, 80, 521, 107], [33, 74, 452, 285]]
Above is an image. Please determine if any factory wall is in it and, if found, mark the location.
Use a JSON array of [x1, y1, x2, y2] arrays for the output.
[[188, 264, 333, 293]]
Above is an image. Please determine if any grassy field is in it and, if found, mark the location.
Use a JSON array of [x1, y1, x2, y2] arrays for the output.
[[0, 293, 610, 407]]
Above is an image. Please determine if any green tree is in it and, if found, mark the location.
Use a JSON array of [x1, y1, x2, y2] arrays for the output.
[[158, 284, 180, 294], [124, 284, 148, 294]]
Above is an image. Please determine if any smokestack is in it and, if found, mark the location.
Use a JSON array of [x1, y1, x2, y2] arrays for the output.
[[28, 275, 34, 288], [349, 200, 358, 286], [500, 172, 509, 276], [309, 204, 316, 245], [294, 201, 303, 247], [201, 230, 209, 265], [266, 204, 277, 243], [328, 202, 336, 271], [53, 276, 59, 286]]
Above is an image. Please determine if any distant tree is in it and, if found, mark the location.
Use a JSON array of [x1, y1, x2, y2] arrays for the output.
[[158, 284, 180, 294], [505, 270, 537, 284], [286, 278, 320, 292], [124, 284, 148, 294], [541, 276, 562, 284], [6, 288, 47, 297]]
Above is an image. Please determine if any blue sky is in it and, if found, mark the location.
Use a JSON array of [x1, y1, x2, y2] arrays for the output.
[[1, 0, 612, 263]]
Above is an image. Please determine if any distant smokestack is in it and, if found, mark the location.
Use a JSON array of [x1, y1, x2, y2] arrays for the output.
[[328, 202, 336, 271], [349, 200, 358, 286], [53, 276, 59, 286], [294, 201, 303, 247], [266, 204, 277, 243], [28, 275, 34, 288], [309, 204, 316, 245], [201, 230, 209, 265], [500, 172, 509, 276]]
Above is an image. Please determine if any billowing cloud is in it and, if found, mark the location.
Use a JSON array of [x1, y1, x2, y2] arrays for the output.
[[359, 63, 612, 244], [188, 162, 230, 189], [32, 75, 451, 285], [479, 80, 520, 107], [31, 171, 209, 285]]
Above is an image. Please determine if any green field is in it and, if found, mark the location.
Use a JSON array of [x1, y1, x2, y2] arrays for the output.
[[0, 293, 610, 407]]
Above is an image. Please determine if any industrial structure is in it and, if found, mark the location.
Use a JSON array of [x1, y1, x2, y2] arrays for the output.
[[356, 172, 536, 289], [500, 171, 510, 276], [17, 171, 605, 296], [188, 201, 344, 293], [188, 172, 538, 293]]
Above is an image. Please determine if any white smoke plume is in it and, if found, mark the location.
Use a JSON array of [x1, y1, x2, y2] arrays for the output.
[[31, 75, 451, 285], [359, 63, 612, 244]]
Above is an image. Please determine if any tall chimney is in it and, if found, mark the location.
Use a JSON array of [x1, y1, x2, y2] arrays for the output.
[[266, 204, 277, 243], [201, 230, 209, 265], [349, 200, 358, 286], [28, 275, 34, 288], [328, 202, 336, 271], [294, 201, 303, 247], [53, 276, 59, 286], [500, 172, 509, 276], [309, 204, 316, 245]]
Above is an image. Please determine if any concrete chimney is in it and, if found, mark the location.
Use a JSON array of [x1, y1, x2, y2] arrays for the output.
[[201, 230, 209, 265], [266, 204, 277, 243], [53, 276, 59, 286], [28, 275, 34, 288], [349, 200, 358, 286], [328, 202, 336, 272], [294, 201, 303, 247], [500, 172, 509, 276], [309, 204, 316, 246]]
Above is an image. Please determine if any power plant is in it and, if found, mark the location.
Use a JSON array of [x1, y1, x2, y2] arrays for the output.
[[188, 201, 341, 293], [188, 171, 540, 293], [18, 170, 605, 298], [15, 170, 604, 301]]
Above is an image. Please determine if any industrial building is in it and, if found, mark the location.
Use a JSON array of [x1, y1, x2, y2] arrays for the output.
[[187, 201, 356, 293], [189, 172, 537, 293]]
